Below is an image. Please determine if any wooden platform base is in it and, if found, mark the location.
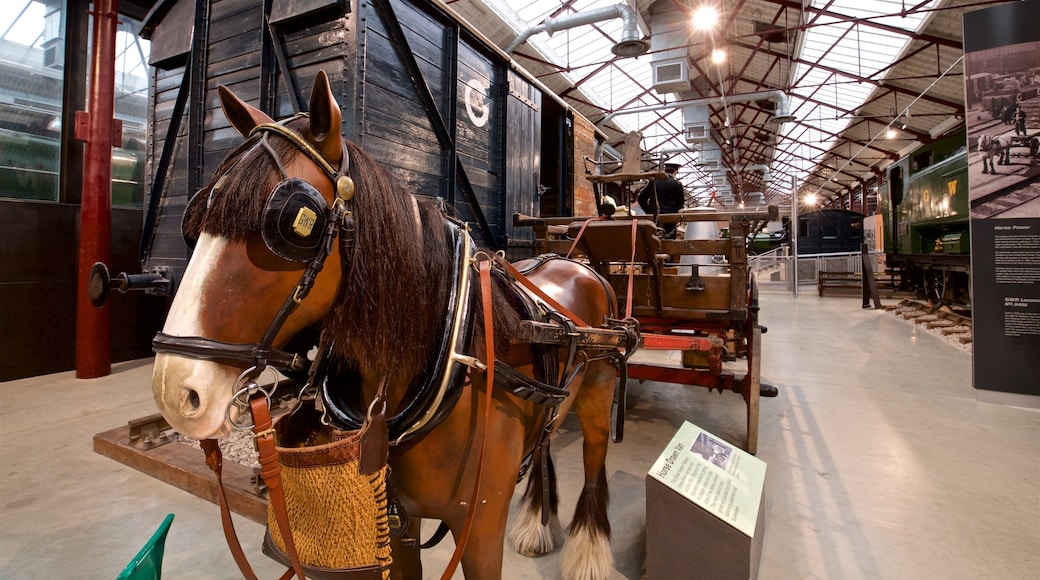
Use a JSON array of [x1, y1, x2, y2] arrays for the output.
[[93, 424, 267, 524]]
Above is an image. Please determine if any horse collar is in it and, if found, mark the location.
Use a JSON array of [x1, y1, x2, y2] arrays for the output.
[[319, 220, 480, 443]]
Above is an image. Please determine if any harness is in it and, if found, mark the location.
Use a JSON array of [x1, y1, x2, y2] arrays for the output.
[[151, 118, 638, 579]]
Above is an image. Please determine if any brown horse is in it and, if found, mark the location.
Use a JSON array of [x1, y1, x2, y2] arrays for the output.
[[151, 71, 620, 579]]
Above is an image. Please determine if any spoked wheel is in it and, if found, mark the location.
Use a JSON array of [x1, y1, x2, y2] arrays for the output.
[[925, 269, 947, 307], [743, 274, 762, 455]]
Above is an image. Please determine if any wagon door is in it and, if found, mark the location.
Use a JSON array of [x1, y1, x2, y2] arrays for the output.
[[363, 0, 505, 250], [140, 0, 349, 283], [504, 69, 541, 260]]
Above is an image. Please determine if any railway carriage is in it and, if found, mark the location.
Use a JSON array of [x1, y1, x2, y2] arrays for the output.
[[137, 0, 600, 291]]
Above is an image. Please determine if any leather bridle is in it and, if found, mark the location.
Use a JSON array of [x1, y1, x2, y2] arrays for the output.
[[152, 117, 356, 426]]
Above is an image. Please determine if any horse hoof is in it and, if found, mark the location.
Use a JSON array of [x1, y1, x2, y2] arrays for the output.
[[511, 504, 562, 557], [561, 527, 612, 580]]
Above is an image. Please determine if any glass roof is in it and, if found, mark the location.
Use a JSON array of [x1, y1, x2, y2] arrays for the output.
[[779, 0, 939, 189], [487, 0, 695, 179], [485, 0, 945, 204]]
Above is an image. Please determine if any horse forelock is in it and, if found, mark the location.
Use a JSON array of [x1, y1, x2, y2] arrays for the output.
[[184, 118, 312, 242]]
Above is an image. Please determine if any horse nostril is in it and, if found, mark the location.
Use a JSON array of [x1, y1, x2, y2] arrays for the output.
[[183, 389, 201, 413]]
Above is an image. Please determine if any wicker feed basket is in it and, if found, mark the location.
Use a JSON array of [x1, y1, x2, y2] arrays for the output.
[[263, 403, 392, 579]]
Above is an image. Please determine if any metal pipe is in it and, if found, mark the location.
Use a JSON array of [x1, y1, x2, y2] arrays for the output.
[[597, 89, 792, 127], [505, 3, 647, 57], [76, 0, 119, 378], [791, 175, 799, 297]]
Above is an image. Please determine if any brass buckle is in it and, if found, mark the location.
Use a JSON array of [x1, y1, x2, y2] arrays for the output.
[[252, 427, 276, 451]]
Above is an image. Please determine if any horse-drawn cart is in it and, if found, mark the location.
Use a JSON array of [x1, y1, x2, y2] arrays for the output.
[[515, 205, 778, 453], [1008, 131, 1040, 160]]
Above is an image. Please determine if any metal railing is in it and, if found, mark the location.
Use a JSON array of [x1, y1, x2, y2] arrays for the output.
[[751, 246, 885, 291]]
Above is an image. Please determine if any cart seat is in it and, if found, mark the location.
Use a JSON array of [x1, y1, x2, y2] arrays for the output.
[[585, 131, 667, 185], [566, 219, 666, 265]]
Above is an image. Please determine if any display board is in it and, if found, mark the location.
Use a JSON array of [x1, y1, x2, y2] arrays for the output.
[[962, 0, 1040, 405], [647, 421, 766, 537]]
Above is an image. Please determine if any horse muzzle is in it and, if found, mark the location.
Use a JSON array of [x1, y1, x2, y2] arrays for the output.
[[152, 354, 239, 440]]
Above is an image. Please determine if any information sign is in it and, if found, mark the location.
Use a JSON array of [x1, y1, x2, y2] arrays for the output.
[[647, 421, 766, 537]]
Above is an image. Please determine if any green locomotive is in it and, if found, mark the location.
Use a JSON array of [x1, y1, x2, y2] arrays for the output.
[[879, 131, 971, 305]]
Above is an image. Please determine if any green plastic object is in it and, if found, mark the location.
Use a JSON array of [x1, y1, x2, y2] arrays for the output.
[[116, 514, 175, 580]]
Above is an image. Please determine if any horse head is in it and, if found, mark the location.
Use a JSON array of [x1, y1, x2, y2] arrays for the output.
[[151, 72, 358, 439]]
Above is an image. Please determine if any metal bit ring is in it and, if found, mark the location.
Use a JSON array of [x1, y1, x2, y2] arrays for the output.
[[225, 366, 279, 431]]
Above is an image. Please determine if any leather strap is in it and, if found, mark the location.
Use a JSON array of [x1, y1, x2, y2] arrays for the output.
[[564, 216, 604, 259], [250, 397, 307, 580], [439, 259, 497, 580], [493, 256, 590, 327], [201, 439, 261, 580], [201, 398, 307, 580], [153, 333, 304, 372]]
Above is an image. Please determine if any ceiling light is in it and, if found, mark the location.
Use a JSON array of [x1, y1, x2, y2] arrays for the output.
[[711, 48, 726, 63], [804, 193, 818, 206], [886, 128, 898, 139], [692, 6, 719, 31]]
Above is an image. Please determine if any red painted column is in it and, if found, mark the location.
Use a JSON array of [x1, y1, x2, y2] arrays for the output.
[[75, 0, 119, 378]]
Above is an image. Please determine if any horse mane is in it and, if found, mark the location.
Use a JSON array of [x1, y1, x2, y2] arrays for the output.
[[185, 116, 521, 385]]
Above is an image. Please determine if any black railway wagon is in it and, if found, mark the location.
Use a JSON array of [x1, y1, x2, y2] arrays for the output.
[[139, 0, 590, 285], [793, 208, 865, 255]]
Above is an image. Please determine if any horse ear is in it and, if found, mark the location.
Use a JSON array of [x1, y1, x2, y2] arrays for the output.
[[307, 71, 343, 163], [218, 85, 275, 137]]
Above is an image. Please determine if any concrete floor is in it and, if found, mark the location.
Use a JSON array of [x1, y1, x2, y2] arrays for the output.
[[2, 292, 1038, 579]]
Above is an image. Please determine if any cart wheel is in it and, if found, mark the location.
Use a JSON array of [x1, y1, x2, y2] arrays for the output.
[[745, 325, 762, 455], [744, 275, 761, 454]]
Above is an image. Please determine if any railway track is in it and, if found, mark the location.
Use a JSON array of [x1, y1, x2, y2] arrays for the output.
[[885, 299, 973, 351]]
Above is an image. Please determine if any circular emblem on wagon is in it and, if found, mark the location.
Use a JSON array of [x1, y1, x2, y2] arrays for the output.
[[464, 78, 490, 128]]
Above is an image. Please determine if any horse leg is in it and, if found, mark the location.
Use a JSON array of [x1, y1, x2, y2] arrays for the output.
[[511, 445, 564, 556], [453, 477, 518, 579], [561, 364, 615, 580]]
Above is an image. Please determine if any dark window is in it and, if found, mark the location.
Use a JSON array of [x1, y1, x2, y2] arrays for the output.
[[912, 151, 933, 171], [890, 166, 904, 206]]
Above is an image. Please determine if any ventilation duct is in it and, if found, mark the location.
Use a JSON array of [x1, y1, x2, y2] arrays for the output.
[[598, 90, 795, 127], [505, 3, 649, 58], [649, 7, 691, 93], [744, 192, 765, 207]]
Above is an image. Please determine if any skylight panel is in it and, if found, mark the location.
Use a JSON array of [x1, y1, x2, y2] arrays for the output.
[[778, 0, 939, 185]]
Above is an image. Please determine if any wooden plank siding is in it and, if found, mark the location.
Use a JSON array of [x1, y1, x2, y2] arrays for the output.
[[141, 0, 593, 280]]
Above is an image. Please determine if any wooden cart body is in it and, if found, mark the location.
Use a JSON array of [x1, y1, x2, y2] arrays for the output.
[[515, 207, 778, 453]]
